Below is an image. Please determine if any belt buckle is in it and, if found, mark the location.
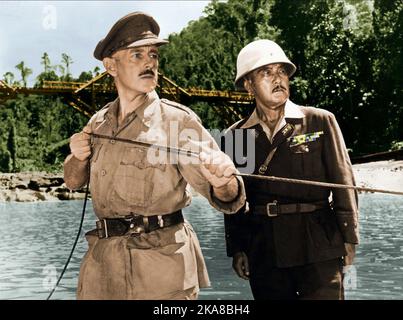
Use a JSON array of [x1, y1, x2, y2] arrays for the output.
[[266, 201, 279, 217], [96, 219, 109, 239], [126, 214, 145, 237]]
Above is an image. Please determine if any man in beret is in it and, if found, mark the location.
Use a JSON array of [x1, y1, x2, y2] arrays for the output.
[[64, 12, 246, 300]]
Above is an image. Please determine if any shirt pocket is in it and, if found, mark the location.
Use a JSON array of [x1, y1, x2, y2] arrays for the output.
[[120, 147, 166, 171], [289, 140, 322, 178], [307, 211, 344, 249], [113, 147, 166, 207]]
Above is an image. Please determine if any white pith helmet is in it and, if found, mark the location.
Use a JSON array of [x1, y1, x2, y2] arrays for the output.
[[235, 39, 297, 89]]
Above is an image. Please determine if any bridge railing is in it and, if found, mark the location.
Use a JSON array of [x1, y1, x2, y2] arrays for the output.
[[42, 81, 84, 90], [186, 88, 253, 100], [42, 80, 115, 92]]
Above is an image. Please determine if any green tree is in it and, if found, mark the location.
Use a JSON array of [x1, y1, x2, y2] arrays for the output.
[[93, 66, 101, 77], [369, 0, 403, 151], [41, 52, 51, 73], [61, 53, 73, 81], [7, 122, 17, 172], [268, 0, 402, 155], [36, 52, 59, 87], [15, 61, 32, 87], [77, 71, 93, 82], [3, 72, 15, 85], [0, 145, 11, 172]]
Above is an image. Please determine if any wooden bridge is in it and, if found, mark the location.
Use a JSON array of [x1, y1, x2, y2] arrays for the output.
[[0, 72, 254, 126]]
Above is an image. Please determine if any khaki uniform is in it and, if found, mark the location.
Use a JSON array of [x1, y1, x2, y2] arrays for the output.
[[68, 91, 246, 299]]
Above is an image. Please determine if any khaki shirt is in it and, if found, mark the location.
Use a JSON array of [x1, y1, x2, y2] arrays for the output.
[[68, 91, 246, 299]]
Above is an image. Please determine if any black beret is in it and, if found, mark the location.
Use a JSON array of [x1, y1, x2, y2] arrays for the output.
[[94, 11, 168, 60]]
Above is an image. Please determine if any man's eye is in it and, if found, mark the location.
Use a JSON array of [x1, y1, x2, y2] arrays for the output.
[[262, 69, 273, 76], [132, 53, 142, 59], [150, 53, 159, 59], [279, 69, 287, 75]]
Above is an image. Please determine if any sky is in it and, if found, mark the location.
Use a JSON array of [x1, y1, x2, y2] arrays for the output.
[[0, 1, 210, 86]]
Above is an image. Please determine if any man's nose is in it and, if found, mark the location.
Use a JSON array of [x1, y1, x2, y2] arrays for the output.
[[144, 56, 157, 69], [272, 73, 281, 84]]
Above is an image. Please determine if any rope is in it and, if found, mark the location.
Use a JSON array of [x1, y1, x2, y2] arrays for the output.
[[235, 173, 403, 196], [46, 172, 90, 299], [91, 133, 199, 157], [91, 133, 403, 196]]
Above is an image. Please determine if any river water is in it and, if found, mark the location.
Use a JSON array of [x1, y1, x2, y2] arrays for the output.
[[0, 194, 402, 300]]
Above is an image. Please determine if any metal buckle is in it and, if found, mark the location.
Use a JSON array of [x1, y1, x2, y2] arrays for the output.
[[126, 214, 145, 237], [158, 215, 164, 228], [266, 201, 279, 217], [96, 219, 109, 239], [258, 165, 268, 175]]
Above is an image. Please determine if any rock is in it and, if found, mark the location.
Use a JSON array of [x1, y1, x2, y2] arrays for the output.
[[0, 190, 14, 201], [29, 176, 64, 189], [9, 179, 30, 190], [55, 190, 88, 200], [53, 186, 70, 193], [15, 190, 38, 202], [56, 192, 71, 201], [34, 191, 48, 201], [0, 172, 85, 202]]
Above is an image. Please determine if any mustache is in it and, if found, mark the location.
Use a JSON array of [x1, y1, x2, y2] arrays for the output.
[[139, 69, 155, 77], [272, 85, 286, 92]]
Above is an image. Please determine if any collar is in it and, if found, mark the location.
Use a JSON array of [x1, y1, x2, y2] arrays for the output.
[[103, 90, 159, 128], [240, 99, 304, 129], [135, 90, 159, 128]]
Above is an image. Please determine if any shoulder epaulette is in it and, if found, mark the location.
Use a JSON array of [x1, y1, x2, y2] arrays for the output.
[[161, 98, 192, 115], [99, 101, 113, 111], [93, 102, 113, 122]]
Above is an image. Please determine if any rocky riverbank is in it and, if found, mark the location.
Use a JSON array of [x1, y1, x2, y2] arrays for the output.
[[0, 172, 87, 202], [1, 160, 402, 202]]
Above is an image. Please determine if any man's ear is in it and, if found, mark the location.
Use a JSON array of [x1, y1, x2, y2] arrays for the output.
[[243, 78, 253, 95], [103, 57, 117, 77]]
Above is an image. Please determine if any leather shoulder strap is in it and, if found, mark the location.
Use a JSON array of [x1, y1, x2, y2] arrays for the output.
[[258, 123, 295, 175]]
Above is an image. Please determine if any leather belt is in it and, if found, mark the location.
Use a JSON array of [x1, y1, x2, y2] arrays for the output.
[[95, 210, 184, 239], [253, 200, 330, 217]]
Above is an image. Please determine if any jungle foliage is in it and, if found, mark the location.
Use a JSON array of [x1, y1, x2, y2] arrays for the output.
[[0, 53, 96, 172]]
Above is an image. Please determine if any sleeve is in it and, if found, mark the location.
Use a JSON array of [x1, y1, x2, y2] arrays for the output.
[[63, 113, 97, 190], [176, 112, 246, 214], [323, 112, 359, 244], [63, 155, 89, 190], [222, 128, 252, 256], [224, 204, 251, 256]]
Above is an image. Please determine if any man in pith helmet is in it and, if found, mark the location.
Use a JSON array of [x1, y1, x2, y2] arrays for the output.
[[223, 39, 359, 299], [64, 12, 246, 300]]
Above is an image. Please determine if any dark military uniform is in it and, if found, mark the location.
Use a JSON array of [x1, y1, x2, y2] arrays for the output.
[[223, 100, 359, 299]]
